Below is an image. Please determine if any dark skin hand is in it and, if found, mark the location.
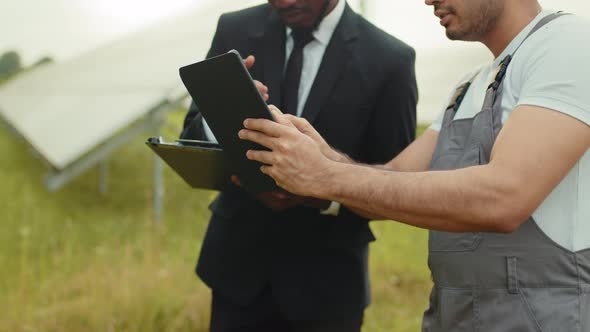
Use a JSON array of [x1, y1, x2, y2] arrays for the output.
[[231, 176, 329, 212], [244, 55, 270, 101]]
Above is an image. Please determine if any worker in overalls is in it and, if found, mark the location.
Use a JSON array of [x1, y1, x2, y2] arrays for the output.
[[238, 0, 590, 330]]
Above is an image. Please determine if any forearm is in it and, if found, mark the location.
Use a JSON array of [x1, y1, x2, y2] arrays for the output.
[[347, 206, 388, 221], [326, 151, 391, 220], [322, 130, 438, 220], [317, 162, 526, 233]]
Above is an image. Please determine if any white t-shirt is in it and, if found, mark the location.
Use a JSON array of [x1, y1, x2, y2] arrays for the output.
[[430, 11, 590, 252]]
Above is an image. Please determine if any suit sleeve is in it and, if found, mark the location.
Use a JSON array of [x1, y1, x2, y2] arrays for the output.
[[180, 14, 230, 140], [363, 49, 418, 163]]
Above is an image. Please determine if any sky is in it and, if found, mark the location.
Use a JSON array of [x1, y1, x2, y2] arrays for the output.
[[1, 0, 589, 121], [0, 0, 203, 64], [2, 0, 589, 64]]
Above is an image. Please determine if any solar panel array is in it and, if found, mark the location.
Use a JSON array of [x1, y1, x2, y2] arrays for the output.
[[0, 1, 260, 170]]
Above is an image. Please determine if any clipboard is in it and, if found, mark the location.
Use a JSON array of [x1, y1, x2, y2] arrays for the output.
[[177, 50, 277, 193], [146, 137, 232, 191]]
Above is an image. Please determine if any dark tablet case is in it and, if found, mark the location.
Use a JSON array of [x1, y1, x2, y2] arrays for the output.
[[146, 138, 232, 192], [179, 50, 277, 193]]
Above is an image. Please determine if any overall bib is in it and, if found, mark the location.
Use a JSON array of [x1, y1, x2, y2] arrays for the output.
[[422, 13, 590, 332]]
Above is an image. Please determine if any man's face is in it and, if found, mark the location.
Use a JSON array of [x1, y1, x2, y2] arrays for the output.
[[268, 0, 330, 29], [426, 0, 505, 41]]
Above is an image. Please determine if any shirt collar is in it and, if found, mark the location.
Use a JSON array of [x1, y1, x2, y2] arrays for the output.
[[286, 0, 346, 46]]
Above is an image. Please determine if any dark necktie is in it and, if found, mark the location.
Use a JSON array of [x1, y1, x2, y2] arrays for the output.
[[281, 29, 314, 116]]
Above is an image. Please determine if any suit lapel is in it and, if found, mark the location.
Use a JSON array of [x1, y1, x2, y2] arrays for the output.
[[301, 4, 359, 124], [250, 10, 286, 108]]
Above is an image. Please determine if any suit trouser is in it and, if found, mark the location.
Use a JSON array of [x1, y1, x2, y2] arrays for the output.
[[209, 286, 364, 332]]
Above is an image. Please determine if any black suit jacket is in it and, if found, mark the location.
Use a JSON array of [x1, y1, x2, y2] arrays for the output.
[[181, 3, 417, 321]]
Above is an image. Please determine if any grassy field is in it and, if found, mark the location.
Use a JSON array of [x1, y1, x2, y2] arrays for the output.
[[0, 112, 431, 332]]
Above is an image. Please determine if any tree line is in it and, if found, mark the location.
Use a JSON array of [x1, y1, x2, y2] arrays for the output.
[[0, 50, 53, 85]]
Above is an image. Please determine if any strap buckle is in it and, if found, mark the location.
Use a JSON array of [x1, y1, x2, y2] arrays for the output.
[[489, 55, 513, 90]]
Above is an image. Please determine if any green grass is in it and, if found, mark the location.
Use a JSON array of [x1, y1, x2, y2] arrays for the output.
[[0, 116, 431, 332]]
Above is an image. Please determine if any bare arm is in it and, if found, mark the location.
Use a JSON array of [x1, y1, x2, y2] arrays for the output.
[[242, 105, 590, 232], [282, 112, 438, 171], [280, 112, 439, 219], [319, 106, 589, 232], [346, 129, 439, 220]]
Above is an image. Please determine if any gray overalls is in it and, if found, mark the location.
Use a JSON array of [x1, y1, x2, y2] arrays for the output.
[[422, 13, 590, 332]]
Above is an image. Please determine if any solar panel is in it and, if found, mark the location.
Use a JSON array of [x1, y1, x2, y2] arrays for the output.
[[0, 0, 261, 170]]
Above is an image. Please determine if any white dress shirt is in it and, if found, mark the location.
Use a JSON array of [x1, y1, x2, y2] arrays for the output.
[[203, 0, 345, 141], [202, 0, 346, 215], [284, 0, 345, 116]]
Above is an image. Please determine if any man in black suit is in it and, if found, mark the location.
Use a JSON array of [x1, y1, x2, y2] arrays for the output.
[[180, 0, 417, 331]]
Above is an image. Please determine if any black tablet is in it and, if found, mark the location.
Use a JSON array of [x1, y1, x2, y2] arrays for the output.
[[179, 50, 277, 193], [146, 137, 232, 192]]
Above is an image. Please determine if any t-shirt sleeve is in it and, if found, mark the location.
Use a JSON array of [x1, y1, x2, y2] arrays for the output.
[[517, 17, 590, 126]]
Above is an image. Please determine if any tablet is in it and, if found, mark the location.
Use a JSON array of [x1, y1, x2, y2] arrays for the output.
[[146, 137, 232, 191], [179, 50, 277, 193]]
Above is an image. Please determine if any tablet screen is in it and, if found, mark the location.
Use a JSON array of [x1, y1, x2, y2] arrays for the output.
[[179, 50, 277, 193]]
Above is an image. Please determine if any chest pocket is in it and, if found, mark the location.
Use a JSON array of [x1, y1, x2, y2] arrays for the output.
[[429, 138, 484, 252], [429, 110, 487, 252]]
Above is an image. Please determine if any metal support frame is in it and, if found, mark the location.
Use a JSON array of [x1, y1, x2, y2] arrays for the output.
[[45, 103, 171, 194], [2, 92, 189, 225], [150, 111, 165, 225]]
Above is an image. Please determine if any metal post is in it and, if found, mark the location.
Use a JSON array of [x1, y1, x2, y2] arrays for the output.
[[45, 114, 162, 192], [153, 143, 164, 225], [151, 110, 166, 225]]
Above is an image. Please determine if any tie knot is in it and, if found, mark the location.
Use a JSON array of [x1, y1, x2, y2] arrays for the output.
[[292, 29, 314, 49]]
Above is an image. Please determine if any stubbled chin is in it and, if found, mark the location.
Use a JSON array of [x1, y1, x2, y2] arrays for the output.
[[445, 27, 462, 41]]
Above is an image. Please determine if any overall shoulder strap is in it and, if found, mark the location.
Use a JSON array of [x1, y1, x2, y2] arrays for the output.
[[524, 12, 570, 43], [491, 12, 570, 89], [451, 12, 570, 111]]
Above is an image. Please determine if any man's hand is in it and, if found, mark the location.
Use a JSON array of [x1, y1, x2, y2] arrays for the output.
[[244, 55, 270, 101], [255, 81, 269, 102], [274, 108, 350, 163], [230, 175, 304, 211], [256, 191, 306, 211], [238, 108, 335, 197]]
